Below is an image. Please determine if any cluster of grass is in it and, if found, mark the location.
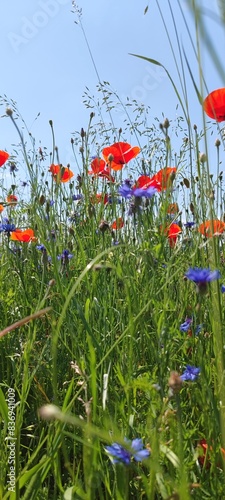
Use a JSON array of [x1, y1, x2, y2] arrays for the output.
[[1, 1, 225, 499]]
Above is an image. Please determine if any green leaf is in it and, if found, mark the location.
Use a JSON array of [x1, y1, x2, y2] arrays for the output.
[[0, 387, 8, 424], [19, 459, 47, 488], [160, 444, 180, 468]]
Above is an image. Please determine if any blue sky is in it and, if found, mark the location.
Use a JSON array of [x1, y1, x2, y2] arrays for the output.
[[1, 0, 224, 180]]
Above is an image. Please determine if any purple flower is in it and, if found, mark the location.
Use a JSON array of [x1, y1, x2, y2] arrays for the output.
[[105, 438, 150, 465], [21, 180, 29, 187], [124, 178, 133, 187], [185, 268, 221, 284], [118, 184, 156, 199], [118, 184, 133, 198], [221, 285, 225, 293], [184, 222, 195, 228], [9, 162, 18, 173], [0, 223, 16, 233], [72, 194, 83, 201], [180, 365, 200, 382], [185, 267, 221, 294], [37, 244, 46, 252], [180, 318, 192, 332], [132, 187, 157, 198], [57, 249, 73, 261]]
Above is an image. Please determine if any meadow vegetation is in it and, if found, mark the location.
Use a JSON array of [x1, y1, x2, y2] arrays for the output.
[[1, 1, 225, 498]]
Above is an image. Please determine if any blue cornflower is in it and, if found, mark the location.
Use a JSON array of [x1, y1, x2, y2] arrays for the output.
[[21, 180, 29, 187], [185, 267, 221, 294], [57, 249, 73, 261], [132, 187, 157, 198], [0, 223, 16, 233], [9, 162, 18, 173], [180, 318, 192, 332], [185, 267, 221, 283], [118, 184, 133, 198], [118, 184, 156, 199], [221, 285, 225, 293], [105, 438, 150, 465], [184, 222, 195, 228], [37, 244, 46, 251], [72, 194, 83, 201], [180, 365, 200, 382], [124, 178, 133, 187]]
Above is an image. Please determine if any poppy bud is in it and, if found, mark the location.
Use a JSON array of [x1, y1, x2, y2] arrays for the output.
[[6, 107, 13, 117], [80, 128, 85, 138], [163, 117, 170, 129], [108, 153, 114, 162], [48, 279, 56, 287], [215, 138, 221, 147], [199, 153, 207, 164], [99, 220, 110, 233]]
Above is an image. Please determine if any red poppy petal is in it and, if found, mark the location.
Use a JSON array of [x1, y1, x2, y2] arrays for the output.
[[49, 164, 60, 175], [111, 217, 124, 230], [198, 220, 225, 237], [90, 158, 106, 174], [61, 168, 74, 183], [204, 88, 225, 122], [0, 150, 10, 167], [102, 142, 140, 167]]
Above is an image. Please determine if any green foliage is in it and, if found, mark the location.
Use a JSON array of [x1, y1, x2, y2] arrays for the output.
[[1, 1, 225, 498]]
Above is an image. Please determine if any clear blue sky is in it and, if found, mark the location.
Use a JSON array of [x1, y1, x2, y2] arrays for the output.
[[0, 0, 224, 179]]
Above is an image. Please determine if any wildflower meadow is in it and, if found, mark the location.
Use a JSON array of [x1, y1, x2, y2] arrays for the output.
[[1, 1, 225, 498]]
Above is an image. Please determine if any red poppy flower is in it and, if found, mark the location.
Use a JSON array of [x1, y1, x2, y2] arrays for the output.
[[198, 220, 225, 237], [111, 217, 124, 230], [0, 150, 10, 167], [135, 175, 161, 191], [0, 205, 4, 213], [197, 439, 225, 468], [11, 228, 35, 242], [151, 167, 177, 191], [88, 159, 115, 182], [203, 88, 225, 122], [162, 223, 182, 247], [102, 142, 140, 171], [98, 168, 115, 182], [7, 194, 18, 205], [49, 164, 74, 183], [88, 158, 106, 175]]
